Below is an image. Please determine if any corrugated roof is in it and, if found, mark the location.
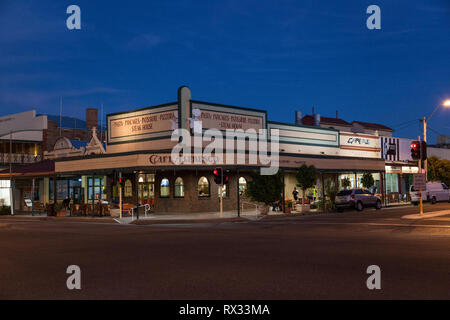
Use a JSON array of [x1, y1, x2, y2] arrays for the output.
[[0, 160, 55, 177], [352, 121, 394, 132]]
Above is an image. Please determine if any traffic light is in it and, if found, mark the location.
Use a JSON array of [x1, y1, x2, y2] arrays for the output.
[[411, 141, 420, 160], [411, 141, 427, 161], [213, 168, 222, 184]]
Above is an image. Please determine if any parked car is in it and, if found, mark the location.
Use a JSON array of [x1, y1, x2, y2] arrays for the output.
[[410, 182, 450, 205], [335, 188, 382, 212]]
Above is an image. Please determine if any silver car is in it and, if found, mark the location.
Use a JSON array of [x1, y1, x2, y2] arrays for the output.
[[335, 189, 382, 212]]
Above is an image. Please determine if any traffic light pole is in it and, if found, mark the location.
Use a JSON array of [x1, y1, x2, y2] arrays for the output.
[[418, 136, 423, 215], [119, 172, 123, 219], [422, 117, 427, 181], [220, 170, 223, 218]]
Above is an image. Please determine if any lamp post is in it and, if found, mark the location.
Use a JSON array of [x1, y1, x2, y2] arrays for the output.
[[422, 99, 450, 179]]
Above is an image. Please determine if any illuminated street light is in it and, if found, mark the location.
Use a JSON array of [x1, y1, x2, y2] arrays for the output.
[[421, 99, 450, 180]]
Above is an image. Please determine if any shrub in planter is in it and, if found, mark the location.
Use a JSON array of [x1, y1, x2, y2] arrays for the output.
[[54, 202, 67, 217], [246, 171, 284, 214]]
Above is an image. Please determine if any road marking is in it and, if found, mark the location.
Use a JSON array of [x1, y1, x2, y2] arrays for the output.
[[283, 221, 450, 229]]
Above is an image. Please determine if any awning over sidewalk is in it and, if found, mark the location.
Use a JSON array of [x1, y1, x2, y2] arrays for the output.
[[0, 160, 55, 178]]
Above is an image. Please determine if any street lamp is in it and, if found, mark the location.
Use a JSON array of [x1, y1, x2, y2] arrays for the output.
[[422, 99, 450, 178]]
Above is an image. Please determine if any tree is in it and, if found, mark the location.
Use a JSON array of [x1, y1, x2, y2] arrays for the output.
[[427, 156, 450, 186], [361, 172, 375, 189], [246, 171, 284, 207], [296, 165, 317, 210], [341, 177, 351, 190]]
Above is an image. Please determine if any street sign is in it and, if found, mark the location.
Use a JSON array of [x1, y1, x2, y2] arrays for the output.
[[413, 173, 426, 191], [24, 198, 32, 207]]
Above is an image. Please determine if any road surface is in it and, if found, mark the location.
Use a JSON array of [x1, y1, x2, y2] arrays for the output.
[[0, 203, 449, 299]]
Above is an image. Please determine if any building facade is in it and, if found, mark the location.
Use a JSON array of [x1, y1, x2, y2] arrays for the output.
[[49, 86, 385, 214]]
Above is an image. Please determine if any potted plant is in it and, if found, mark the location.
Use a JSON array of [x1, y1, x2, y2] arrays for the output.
[[54, 202, 67, 217], [361, 172, 375, 191], [342, 177, 351, 190], [285, 200, 293, 214], [245, 171, 284, 215], [296, 164, 317, 213]]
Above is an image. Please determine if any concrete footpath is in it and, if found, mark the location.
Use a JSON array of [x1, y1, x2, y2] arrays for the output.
[[402, 209, 450, 220]]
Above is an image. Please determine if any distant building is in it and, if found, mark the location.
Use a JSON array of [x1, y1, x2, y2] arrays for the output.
[[351, 121, 394, 137], [298, 112, 393, 136], [436, 134, 450, 147], [42, 108, 105, 152]]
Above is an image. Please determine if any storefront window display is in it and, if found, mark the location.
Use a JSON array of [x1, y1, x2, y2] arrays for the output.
[[160, 178, 170, 198], [174, 177, 184, 198], [198, 177, 210, 197], [239, 177, 247, 195]]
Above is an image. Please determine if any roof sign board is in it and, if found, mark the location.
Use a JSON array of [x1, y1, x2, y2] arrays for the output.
[[107, 104, 178, 145]]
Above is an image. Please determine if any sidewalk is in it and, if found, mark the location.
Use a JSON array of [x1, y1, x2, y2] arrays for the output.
[[0, 214, 116, 224], [402, 210, 450, 220], [119, 209, 262, 225]]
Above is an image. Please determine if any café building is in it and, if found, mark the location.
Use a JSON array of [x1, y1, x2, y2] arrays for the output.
[[52, 86, 386, 214]]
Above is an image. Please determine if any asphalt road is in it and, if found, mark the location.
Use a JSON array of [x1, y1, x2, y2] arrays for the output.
[[0, 203, 449, 300]]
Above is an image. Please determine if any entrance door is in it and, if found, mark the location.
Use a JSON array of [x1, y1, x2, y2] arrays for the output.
[[72, 186, 83, 204], [138, 174, 155, 209]]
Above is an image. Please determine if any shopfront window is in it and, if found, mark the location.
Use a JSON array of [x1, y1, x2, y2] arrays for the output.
[[160, 178, 170, 198], [218, 184, 228, 198], [0, 180, 11, 206], [198, 177, 210, 197], [386, 173, 399, 193], [174, 177, 184, 198], [88, 177, 105, 201]]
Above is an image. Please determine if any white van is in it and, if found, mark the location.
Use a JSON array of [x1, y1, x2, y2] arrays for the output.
[[410, 182, 450, 205]]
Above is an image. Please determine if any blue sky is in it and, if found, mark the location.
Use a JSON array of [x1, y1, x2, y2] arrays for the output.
[[0, 0, 449, 142]]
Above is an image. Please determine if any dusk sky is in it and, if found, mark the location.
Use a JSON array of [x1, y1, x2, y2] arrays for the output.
[[0, 0, 449, 142]]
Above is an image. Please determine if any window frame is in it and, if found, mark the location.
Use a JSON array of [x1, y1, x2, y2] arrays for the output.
[[197, 176, 210, 198], [174, 177, 185, 198], [160, 177, 170, 198]]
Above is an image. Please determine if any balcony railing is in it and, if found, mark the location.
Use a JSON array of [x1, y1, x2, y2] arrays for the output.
[[0, 153, 42, 164]]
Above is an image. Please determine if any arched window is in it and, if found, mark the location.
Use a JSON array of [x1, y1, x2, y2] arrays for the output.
[[160, 178, 170, 198], [124, 179, 132, 197], [197, 176, 210, 197], [239, 177, 247, 195], [174, 177, 184, 198]]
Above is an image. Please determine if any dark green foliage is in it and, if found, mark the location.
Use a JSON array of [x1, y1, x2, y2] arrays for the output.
[[246, 171, 284, 205]]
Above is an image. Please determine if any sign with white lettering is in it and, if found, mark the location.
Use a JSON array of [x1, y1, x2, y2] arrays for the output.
[[191, 102, 266, 132], [340, 133, 380, 150]]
